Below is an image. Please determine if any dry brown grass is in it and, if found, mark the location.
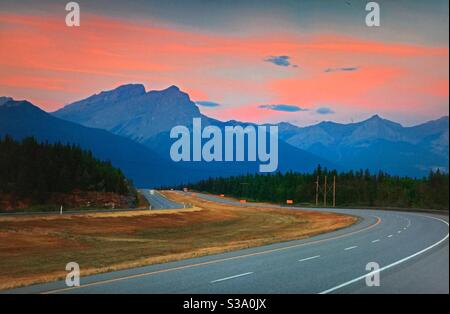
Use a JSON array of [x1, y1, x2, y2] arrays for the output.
[[0, 191, 356, 290]]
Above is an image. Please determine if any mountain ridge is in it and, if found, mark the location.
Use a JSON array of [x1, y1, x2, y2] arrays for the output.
[[3, 83, 449, 178], [1, 97, 334, 186], [53, 84, 204, 142], [0, 99, 199, 187]]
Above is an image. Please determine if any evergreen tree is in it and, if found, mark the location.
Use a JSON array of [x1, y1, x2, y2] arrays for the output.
[[0, 136, 134, 205], [182, 165, 449, 210]]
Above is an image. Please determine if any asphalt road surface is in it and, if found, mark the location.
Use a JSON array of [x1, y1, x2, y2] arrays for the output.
[[139, 189, 185, 209], [4, 192, 449, 294]]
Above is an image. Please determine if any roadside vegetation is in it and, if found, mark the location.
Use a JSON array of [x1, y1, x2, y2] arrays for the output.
[[183, 165, 449, 210], [0, 191, 356, 289]]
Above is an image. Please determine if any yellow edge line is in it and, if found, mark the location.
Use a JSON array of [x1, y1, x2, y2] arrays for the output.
[[41, 215, 381, 294]]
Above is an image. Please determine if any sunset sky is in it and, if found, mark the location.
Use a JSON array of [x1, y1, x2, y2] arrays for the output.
[[0, 0, 448, 126]]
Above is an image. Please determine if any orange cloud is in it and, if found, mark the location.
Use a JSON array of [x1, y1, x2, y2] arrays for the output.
[[0, 13, 448, 121], [268, 65, 404, 110]]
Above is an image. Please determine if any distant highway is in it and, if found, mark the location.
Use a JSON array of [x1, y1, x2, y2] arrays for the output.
[[0, 190, 184, 216], [139, 189, 184, 209], [4, 191, 448, 294]]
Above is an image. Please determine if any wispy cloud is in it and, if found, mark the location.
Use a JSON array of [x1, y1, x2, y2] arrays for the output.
[[259, 104, 308, 112], [264, 55, 297, 67], [195, 101, 221, 107], [324, 67, 359, 73], [316, 107, 335, 115]]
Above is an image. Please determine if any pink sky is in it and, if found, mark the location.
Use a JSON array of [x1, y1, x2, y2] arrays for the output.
[[0, 12, 448, 126]]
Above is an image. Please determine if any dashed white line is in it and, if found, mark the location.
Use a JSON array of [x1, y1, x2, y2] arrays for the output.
[[398, 231, 402, 234], [406, 218, 411, 228], [344, 246, 358, 251], [299, 255, 320, 262], [388, 235, 393, 238], [371, 239, 380, 243], [319, 214, 449, 294], [210, 272, 253, 283]]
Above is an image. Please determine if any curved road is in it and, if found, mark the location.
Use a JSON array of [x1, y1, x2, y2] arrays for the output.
[[139, 189, 185, 209], [5, 192, 449, 294]]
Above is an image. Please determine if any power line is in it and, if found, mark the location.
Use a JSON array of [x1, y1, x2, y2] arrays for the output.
[[315, 175, 336, 207]]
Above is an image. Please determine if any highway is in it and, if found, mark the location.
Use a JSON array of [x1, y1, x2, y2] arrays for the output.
[[4, 192, 448, 294], [0, 190, 184, 216], [139, 189, 185, 209]]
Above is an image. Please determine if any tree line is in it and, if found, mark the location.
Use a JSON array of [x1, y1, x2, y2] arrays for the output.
[[183, 165, 449, 210], [0, 135, 133, 203]]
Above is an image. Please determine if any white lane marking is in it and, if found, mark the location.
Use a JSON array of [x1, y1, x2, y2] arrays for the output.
[[344, 246, 358, 251], [398, 231, 401, 234], [371, 239, 380, 243], [299, 255, 320, 262], [404, 227, 407, 230], [319, 215, 449, 294], [210, 272, 253, 283], [40, 213, 382, 294], [388, 235, 393, 238]]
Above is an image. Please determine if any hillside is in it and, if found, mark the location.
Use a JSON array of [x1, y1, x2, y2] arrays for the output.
[[0, 99, 198, 187], [0, 136, 136, 210]]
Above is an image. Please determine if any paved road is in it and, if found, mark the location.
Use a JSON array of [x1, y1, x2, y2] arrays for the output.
[[4, 192, 448, 294], [0, 190, 184, 216], [139, 189, 184, 209]]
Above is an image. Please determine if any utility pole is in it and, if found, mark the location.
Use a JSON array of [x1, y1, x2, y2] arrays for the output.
[[315, 176, 319, 206], [333, 175, 336, 207], [324, 176, 327, 207]]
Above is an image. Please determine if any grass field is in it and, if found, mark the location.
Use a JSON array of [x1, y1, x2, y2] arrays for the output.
[[0, 191, 357, 290]]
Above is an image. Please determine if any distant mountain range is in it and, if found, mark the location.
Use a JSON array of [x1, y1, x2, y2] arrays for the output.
[[1, 84, 448, 186], [277, 115, 449, 176], [0, 88, 331, 186]]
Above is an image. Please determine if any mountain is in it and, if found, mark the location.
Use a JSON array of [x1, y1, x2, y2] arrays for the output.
[[0, 97, 13, 106], [54, 84, 207, 142], [2, 96, 332, 187], [279, 115, 449, 176], [404, 116, 449, 158], [10, 82, 448, 180], [0, 99, 200, 187], [54, 84, 334, 176]]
